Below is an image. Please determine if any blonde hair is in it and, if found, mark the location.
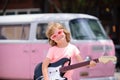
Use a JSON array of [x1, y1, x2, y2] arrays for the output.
[[46, 22, 70, 46]]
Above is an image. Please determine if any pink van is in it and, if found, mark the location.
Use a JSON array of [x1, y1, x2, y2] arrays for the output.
[[0, 14, 116, 80]]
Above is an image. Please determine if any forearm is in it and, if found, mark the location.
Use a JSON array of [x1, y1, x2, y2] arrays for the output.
[[42, 64, 49, 80], [42, 58, 50, 80]]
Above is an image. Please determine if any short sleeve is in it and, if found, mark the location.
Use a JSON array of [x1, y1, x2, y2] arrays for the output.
[[46, 48, 54, 60], [73, 46, 80, 56]]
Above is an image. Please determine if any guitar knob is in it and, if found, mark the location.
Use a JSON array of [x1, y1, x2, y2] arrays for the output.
[[56, 70, 58, 72]]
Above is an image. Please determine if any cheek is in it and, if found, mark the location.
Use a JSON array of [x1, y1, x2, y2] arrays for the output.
[[62, 33, 66, 38], [62, 34, 66, 39], [59, 34, 66, 39], [54, 34, 63, 41]]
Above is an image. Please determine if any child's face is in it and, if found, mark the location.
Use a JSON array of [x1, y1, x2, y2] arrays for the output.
[[50, 29, 66, 42]]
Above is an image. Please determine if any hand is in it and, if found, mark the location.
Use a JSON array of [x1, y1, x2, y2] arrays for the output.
[[89, 60, 96, 67]]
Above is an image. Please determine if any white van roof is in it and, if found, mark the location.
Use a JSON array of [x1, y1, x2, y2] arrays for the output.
[[0, 13, 98, 24]]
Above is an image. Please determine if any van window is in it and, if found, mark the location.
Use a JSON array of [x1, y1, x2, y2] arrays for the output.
[[69, 19, 91, 40], [69, 18, 108, 40], [36, 23, 48, 40], [0, 24, 30, 40], [88, 19, 108, 39]]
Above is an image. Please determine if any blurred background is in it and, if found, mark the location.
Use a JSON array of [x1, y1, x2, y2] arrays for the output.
[[0, 0, 120, 79], [0, 0, 120, 45]]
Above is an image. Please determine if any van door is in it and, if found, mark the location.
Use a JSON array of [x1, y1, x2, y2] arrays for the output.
[[30, 23, 50, 79], [0, 24, 31, 79]]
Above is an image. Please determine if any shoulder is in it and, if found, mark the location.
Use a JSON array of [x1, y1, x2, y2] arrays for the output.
[[48, 46, 57, 51], [68, 43, 77, 48]]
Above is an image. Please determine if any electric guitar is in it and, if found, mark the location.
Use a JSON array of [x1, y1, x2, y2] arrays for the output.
[[34, 56, 116, 80]]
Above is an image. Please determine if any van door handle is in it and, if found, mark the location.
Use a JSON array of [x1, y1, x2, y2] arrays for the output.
[[23, 50, 28, 53], [32, 50, 36, 53]]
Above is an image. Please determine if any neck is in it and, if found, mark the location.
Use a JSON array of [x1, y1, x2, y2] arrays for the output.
[[57, 41, 68, 48]]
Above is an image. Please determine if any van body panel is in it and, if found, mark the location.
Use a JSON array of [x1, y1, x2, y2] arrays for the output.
[[30, 43, 50, 79], [0, 14, 97, 24], [0, 43, 30, 79]]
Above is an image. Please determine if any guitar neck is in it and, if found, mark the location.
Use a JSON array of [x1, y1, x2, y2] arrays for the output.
[[60, 58, 99, 73]]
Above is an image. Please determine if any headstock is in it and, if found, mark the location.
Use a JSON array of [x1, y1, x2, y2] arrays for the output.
[[98, 56, 117, 64]]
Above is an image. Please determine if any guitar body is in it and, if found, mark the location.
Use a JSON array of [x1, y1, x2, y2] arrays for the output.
[[34, 58, 70, 80]]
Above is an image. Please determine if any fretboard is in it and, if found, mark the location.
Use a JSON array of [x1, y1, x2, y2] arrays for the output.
[[60, 58, 98, 73]]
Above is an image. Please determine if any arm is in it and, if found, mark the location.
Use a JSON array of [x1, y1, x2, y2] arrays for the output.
[[76, 54, 96, 67], [75, 53, 84, 62], [42, 57, 51, 80]]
